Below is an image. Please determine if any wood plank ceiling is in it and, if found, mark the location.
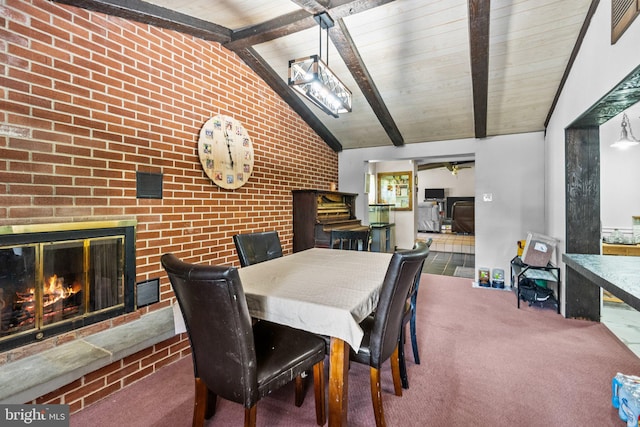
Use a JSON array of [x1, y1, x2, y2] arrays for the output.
[[55, 0, 597, 152]]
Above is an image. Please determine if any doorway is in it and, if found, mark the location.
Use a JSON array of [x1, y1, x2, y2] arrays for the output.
[[564, 63, 640, 355], [416, 159, 475, 278]]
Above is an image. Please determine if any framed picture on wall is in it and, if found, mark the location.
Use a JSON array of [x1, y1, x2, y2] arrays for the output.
[[377, 171, 412, 211]]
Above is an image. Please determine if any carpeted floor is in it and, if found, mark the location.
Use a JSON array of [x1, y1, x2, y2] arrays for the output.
[[70, 274, 640, 427]]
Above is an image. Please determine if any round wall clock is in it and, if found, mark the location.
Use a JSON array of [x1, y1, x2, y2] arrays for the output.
[[197, 114, 254, 189]]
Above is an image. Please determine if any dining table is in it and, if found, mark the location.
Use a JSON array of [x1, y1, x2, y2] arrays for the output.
[[237, 247, 394, 427]]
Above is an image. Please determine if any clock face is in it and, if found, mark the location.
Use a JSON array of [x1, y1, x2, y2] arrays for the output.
[[197, 115, 254, 189]]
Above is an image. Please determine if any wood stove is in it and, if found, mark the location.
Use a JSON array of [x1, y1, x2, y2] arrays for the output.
[[0, 221, 136, 351]]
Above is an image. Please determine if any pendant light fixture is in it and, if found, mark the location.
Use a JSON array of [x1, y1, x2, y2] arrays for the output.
[[611, 113, 639, 149], [288, 12, 352, 118]]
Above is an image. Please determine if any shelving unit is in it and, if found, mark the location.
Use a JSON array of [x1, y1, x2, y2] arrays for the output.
[[510, 256, 561, 314]]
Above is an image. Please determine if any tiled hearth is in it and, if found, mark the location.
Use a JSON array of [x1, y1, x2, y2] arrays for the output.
[[418, 232, 475, 254]]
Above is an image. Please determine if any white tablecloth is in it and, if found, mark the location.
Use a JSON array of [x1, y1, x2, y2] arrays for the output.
[[238, 248, 394, 351]]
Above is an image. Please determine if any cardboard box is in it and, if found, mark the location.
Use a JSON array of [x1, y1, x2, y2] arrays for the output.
[[521, 232, 557, 267]]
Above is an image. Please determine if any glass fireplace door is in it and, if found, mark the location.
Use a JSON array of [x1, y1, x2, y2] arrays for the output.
[[0, 245, 37, 335], [0, 235, 125, 340], [42, 240, 87, 326], [89, 237, 124, 311]]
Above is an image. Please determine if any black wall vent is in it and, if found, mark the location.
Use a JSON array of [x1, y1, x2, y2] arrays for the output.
[[136, 278, 159, 307], [136, 171, 163, 199]]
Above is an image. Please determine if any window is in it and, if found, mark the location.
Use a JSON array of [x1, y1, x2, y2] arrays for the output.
[[612, 0, 640, 43]]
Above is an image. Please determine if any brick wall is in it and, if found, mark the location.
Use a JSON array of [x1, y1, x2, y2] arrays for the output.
[[0, 0, 338, 412]]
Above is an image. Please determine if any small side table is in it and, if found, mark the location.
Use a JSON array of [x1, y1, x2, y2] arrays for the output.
[[510, 256, 561, 314]]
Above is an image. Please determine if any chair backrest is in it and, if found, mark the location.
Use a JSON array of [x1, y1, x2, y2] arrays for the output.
[[452, 201, 475, 234], [330, 228, 370, 251], [407, 239, 431, 308], [161, 253, 258, 407], [369, 241, 429, 367], [233, 231, 283, 267]]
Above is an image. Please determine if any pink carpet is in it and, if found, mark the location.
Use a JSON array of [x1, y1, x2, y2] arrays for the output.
[[71, 274, 640, 426]]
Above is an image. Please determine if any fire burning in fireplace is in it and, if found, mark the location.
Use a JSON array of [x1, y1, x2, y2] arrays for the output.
[[0, 221, 136, 351], [10, 274, 83, 331]]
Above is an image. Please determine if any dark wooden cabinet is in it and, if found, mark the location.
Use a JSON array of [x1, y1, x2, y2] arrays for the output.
[[292, 189, 366, 252]]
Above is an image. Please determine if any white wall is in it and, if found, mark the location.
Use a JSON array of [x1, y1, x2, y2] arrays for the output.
[[545, 2, 640, 275], [418, 166, 475, 201], [600, 103, 640, 237], [475, 133, 545, 280], [339, 132, 545, 280]]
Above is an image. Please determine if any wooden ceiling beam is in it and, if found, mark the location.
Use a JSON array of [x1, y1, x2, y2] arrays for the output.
[[225, 9, 317, 49], [468, 0, 490, 139], [227, 0, 395, 49], [53, 0, 232, 42], [330, 20, 404, 146]]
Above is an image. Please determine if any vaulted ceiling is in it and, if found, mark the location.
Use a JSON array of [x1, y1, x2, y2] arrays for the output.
[[56, 0, 597, 152]]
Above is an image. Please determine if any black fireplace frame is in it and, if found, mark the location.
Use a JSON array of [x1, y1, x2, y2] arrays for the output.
[[0, 220, 136, 352]]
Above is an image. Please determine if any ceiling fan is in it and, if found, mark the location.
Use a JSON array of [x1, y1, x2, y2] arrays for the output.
[[417, 161, 475, 175]]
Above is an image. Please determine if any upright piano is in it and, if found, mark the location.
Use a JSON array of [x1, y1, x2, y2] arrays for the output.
[[292, 189, 368, 252]]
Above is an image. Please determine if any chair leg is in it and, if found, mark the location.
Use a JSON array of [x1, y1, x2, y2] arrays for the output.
[[390, 346, 403, 397], [313, 360, 326, 426], [399, 324, 409, 389], [193, 378, 207, 427], [244, 405, 257, 427], [410, 311, 420, 364], [369, 367, 386, 427], [205, 389, 217, 419], [295, 375, 305, 407]]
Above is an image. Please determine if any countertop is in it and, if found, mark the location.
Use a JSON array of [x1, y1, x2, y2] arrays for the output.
[[563, 253, 640, 311]]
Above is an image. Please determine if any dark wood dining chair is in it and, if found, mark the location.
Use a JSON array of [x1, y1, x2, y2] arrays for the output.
[[161, 253, 326, 427], [399, 238, 432, 389], [232, 230, 312, 406], [329, 228, 370, 251], [349, 241, 430, 427], [233, 230, 283, 267]]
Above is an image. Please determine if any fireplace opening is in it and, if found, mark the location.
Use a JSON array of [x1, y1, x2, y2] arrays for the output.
[[0, 221, 136, 352]]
